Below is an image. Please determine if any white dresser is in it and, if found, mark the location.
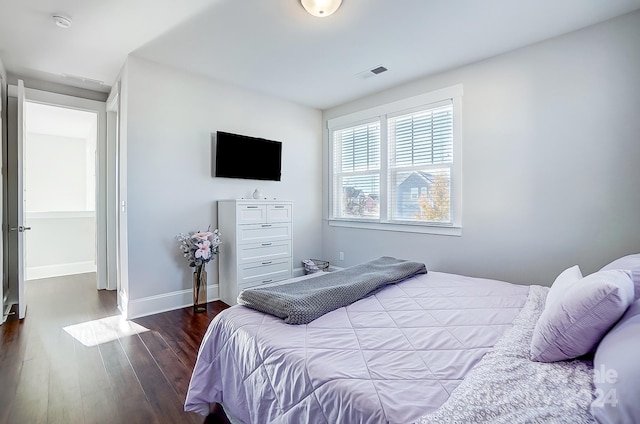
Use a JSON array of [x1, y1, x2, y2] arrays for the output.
[[217, 199, 293, 306]]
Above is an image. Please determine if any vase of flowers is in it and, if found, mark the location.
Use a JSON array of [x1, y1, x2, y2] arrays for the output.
[[177, 227, 221, 313]]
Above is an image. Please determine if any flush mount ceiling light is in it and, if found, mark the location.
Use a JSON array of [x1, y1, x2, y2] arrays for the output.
[[52, 14, 72, 29], [300, 0, 342, 17]]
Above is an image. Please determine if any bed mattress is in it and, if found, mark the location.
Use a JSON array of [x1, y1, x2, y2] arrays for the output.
[[185, 271, 530, 423]]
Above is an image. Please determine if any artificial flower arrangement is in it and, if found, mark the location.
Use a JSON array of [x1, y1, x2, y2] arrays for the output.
[[177, 227, 221, 312], [177, 227, 222, 268]]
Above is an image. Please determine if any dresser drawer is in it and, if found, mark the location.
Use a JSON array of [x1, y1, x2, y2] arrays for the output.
[[237, 205, 267, 224], [238, 223, 291, 244], [267, 204, 292, 223], [238, 259, 291, 289], [238, 240, 291, 264]]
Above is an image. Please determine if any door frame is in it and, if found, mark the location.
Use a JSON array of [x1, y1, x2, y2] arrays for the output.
[[106, 83, 119, 294], [8, 83, 109, 294]]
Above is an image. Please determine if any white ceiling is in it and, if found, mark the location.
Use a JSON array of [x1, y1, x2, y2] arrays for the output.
[[0, 0, 218, 90], [2, 0, 640, 109]]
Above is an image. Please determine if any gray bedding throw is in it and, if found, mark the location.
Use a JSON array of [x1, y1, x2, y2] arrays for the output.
[[417, 285, 595, 424], [238, 256, 427, 324]]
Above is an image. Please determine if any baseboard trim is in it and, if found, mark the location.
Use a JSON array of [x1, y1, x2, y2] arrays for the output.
[[26, 261, 97, 280], [127, 284, 220, 319]]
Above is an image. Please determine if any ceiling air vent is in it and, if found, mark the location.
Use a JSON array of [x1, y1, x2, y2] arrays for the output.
[[355, 65, 388, 80], [61, 74, 105, 87]]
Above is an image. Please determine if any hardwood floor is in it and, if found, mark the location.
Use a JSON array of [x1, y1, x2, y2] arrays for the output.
[[0, 273, 229, 424]]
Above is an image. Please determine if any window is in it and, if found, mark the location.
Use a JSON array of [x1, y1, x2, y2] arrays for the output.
[[329, 85, 462, 234], [332, 122, 380, 219]]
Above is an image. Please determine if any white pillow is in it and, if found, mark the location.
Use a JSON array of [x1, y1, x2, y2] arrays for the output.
[[545, 265, 582, 307], [531, 269, 635, 363]]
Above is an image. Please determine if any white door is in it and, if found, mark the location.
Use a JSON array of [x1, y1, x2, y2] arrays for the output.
[[15, 80, 29, 319], [0, 74, 4, 318]]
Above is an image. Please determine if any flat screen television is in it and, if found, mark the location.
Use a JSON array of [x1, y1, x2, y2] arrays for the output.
[[215, 131, 282, 181]]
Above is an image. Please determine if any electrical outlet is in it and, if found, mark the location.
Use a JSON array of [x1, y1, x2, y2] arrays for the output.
[[339, 251, 344, 261]]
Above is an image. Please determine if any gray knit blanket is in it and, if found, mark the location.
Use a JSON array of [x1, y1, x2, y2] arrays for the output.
[[416, 285, 595, 424], [237, 256, 427, 324]]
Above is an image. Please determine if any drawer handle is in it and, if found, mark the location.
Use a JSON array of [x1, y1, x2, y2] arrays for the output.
[[246, 206, 259, 209], [275, 206, 284, 209], [261, 224, 272, 228], [261, 243, 272, 246], [262, 261, 273, 265], [262, 279, 273, 283]]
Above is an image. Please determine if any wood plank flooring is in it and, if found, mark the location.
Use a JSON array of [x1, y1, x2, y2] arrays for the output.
[[0, 273, 229, 424]]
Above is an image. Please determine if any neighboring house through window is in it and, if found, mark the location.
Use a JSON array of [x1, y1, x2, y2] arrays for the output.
[[328, 85, 462, 235]]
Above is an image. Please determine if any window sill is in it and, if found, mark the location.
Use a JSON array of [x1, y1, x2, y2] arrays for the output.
[[328, 219, 462, 236]]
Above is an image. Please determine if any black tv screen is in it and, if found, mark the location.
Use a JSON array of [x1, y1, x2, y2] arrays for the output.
[[215, 131, 282, 181]]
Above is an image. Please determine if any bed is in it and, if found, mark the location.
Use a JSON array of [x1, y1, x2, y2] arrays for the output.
[[185, 256, 640, 424]]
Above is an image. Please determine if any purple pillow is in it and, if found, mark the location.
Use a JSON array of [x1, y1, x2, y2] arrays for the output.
[[591, 299, 640, 423], [600, 253, 640, 300], [530, 270, 634, 363]]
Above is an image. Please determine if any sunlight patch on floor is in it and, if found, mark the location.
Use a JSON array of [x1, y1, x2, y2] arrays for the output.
[[63, 315, 149, 347]]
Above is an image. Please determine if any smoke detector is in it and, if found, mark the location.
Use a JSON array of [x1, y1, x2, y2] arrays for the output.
[[53, 15, 72, 29]]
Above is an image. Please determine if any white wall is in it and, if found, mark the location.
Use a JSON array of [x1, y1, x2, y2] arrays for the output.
[[25, 212, 96, 280], [322, 11, 640, 286], [124, 56, 322, 316], [24, 131, 97, 280], [25, 133, 93, 211]]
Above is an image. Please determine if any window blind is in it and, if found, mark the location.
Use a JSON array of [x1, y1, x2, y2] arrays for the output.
[[388, 102, 453, 223], [332, 122, 381, 219]]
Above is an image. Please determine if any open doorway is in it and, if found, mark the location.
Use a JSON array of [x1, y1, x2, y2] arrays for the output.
[[24, 102, 98, 281], [4, 82, 114, 320]]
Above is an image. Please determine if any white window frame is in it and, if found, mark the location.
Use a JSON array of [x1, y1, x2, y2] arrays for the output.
[[328, 84, 463, 236]]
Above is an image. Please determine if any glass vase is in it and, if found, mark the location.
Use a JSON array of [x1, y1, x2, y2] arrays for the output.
[[193, 264, 207, 313]]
